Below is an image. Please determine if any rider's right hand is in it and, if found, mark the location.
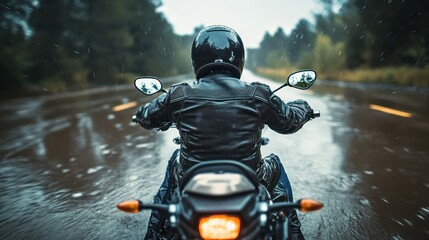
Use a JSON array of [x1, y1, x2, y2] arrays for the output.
[[289, 99, 314, 121]]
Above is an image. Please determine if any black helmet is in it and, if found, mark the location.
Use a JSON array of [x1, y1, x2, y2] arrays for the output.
[[191, 25, 245, 79]]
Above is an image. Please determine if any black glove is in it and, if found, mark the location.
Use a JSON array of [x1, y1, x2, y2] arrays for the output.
[[289, 99, 314, 121], [158, 122, 171, 131], [134, 105, 150, 128], [135, 105, 146, 120], [135, 105, 172, 130]]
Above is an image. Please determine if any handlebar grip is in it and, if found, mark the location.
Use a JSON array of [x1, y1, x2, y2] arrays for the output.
[[312, 110, 321, 119], [132, 115, 139, 123]]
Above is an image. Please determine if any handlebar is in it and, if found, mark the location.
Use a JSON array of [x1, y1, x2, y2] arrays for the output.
[[132, 115, 139, 123], [311, 110, 321, 119], [132, 115, 176, 130]]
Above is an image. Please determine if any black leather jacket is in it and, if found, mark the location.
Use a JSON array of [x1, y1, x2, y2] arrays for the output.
[[137, 73, 313, 171]]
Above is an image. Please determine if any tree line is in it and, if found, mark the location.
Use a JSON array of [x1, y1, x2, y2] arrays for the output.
[[246, 0, 428, 83], [0, 0, 195, 97], [1, 0, 428, 98]]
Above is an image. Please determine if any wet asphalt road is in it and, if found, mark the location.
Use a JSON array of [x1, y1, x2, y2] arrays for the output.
[[0, 70, 428, 239]]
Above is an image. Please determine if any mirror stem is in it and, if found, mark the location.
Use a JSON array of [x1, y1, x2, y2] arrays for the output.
[[271, 84, 287, 94]]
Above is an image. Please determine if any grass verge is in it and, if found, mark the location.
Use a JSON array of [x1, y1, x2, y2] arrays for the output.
[[256, 66, 429, 88]]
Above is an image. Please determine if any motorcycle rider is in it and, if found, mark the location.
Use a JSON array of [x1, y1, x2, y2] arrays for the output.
[[136, 25, 314, 240]]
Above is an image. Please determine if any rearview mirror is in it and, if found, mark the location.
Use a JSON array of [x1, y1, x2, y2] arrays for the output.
[[134, 77, 163, 95], [287, 70, 317, 90]]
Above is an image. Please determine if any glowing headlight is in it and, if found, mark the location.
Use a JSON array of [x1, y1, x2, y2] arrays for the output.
[[199, 214, 241, 240]]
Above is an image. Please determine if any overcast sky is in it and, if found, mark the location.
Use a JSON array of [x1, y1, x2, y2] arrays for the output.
[[158, 0, 324, 48]]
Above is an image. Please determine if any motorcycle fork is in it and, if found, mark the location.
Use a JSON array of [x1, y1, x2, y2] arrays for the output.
[[271, 210, 290, 240]]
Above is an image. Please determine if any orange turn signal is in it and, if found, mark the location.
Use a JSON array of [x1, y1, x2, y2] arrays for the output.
[[116, 200, 141, 213], [300, 199, 324, 212], [199, 214, 241, 240]]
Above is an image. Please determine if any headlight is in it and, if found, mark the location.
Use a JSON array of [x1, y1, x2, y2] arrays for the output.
[[198, 214, 241, 240]]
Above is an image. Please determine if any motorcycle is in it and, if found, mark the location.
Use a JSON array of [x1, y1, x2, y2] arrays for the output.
[[118, 70, 323, 240]]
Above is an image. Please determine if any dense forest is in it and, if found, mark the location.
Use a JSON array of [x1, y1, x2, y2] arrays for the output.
[[1, 0, 428, 98], [0, 0, 195, 98], [247, 0, 428, 87]]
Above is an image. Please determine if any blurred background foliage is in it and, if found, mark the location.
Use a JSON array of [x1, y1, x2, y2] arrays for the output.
[[247, 0, 429, 87], [0, 0, 194, 98], [1, 0, 428, 98]]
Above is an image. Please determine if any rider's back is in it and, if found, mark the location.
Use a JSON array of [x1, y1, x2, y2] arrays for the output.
[[168, 73, 273, 171]]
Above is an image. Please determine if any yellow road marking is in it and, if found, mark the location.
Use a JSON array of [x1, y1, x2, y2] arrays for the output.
[[112, 101, 138, 112], [369, 104, 412, 118]]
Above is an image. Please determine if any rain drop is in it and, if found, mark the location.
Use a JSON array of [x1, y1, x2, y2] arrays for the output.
[[136, 143, 151, 149], [383, 146, 394, 153], [359, 199, 371, 206], [393, 219, 404, 227], [72, 192, 83, 198], [115, 123, 123, 130], [403, 219, 413, 226], [89, 190, 101, 196], [392, 235, 404, 240], [87, 166, 104, 174]]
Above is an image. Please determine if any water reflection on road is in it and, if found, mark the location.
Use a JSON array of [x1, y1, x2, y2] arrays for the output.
[[317, 84, 429, 240], [0, 71, 428, 239]]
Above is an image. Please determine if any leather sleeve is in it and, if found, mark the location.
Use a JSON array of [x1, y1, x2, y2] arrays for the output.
[[266, 96, 313, 134], [136, 92, 171, 130], [252, 83, 313, 134]]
